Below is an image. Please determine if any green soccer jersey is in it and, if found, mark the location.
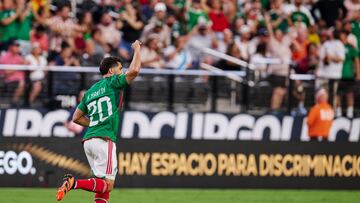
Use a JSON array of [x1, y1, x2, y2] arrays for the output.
[[77, 74, 128, 142]]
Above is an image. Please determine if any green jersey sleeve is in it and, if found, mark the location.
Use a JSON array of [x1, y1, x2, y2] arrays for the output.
[[77, 96, 88, 113], [109, 74, 128, 89]]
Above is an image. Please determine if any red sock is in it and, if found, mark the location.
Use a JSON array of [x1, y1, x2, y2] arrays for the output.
[[95, 192, 109, 203], [74, 178, 107, 193]]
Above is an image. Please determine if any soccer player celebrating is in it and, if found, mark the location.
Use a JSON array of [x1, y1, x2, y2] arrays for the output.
[[55, 40, 142, 202]]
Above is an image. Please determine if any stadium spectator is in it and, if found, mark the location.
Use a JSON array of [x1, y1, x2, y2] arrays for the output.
[[317, 30, 345, 106], [250, 42, 269, 78], [264, 13, 292, 112], [217, 29, 234, 54], [50, 42, 81, 96], [30, 24, 49, 53], [97, 12, 121, 50], [343, 20, 358, 49], [311, 0, 346, 27], [307, 88, 334, 141], [25, 42, 47, 105], [235, 25, 252, 61], [295, 42, 319, 74], [268, 0, 289, 33], [118, 3, 144, 62], [288, 0, 314, 28], [16, 0, 40, 56], [0, 0, 19, 51], [185, 0, 209, 31], [78, 11, 94, 53], [335, 30, 360, 118], [307, 24, 320, 45], [140, 35, 164, 69], [141, 20, 171, 48], [344, 0, 360, 20], [0, 39, 26, 106], [186, 20, 218, 67], [46, 4, 81, 39], [217, 42, 243, 71], [164, 36, 193, 70], [202, 0, 229, 33], [149, 2, 168, 23]]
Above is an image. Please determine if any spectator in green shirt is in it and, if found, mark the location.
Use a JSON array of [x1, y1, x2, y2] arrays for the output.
[[0, 0, 20, 51], [15, 0, 36, 56], [185, 0, 209, 31], [336, 30, 360, 118]]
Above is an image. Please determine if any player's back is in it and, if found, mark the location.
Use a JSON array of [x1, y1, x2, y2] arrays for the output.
[[78, 74, 128, 142]]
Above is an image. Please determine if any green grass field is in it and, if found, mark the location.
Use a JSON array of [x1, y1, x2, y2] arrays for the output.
[[0, 188, 359, 203]]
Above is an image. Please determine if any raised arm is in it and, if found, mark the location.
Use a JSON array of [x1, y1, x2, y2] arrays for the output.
[[125, 40, 142, 84], [264, 13, 274, 38]]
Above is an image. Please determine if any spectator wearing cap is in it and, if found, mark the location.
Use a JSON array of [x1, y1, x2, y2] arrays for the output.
[[0, 0, 20, 50], [25, 42, 47, 105], [185, 0, 209, 31], [149, 2, 168, 24], [0, 39, 26, 106], [307, 88, 334, 141], [186, 19, 218, 67], [140, 35, 164, 69]]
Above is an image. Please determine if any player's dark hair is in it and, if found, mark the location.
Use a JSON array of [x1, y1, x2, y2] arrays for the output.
[[99, 56, 122, 75]]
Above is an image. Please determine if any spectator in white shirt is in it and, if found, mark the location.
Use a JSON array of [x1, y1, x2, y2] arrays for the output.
[[25, 42, 47, 105], [140, 35, 164, 69], [317, 30, 345, 80], [164, 36, 193, 70]]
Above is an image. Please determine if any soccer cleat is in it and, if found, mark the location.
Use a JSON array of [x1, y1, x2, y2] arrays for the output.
[[56, 174, 75, 201]]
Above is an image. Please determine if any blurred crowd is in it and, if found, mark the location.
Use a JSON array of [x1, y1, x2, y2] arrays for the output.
[[0, 0, 359, 116]]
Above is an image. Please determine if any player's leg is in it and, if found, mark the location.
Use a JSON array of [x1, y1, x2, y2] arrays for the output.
[[73, 138, 110, 193], [93, 139, 117, 203], [75, 138, 117, 203], [94, 180, 114, 203], [56, 138, 106, 201]]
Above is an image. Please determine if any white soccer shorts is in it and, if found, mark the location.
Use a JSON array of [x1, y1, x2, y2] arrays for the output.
[[83, 138, 117, 180]]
